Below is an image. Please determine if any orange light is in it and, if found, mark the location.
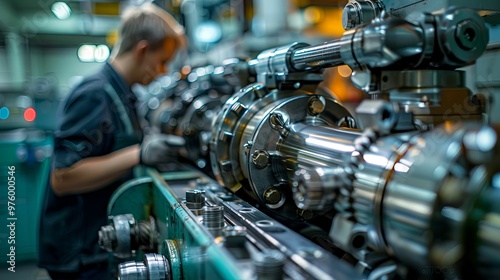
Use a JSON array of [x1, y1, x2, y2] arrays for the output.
[[304, 6, 324, 24], [24, 107, 36, 122]]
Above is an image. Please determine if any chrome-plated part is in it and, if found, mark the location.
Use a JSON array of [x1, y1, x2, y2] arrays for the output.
[[118, 253, 171, 280], [339, 7, 488, 70], [115, 4, 500, 280], [252, 42, 310, 86], [144, 253, 171, 280], [373, 70, 482, 127], [342, 0, 386, 30], [118, 261, 148, 280], [203, 205, 225, 237], [355, 100, 398, 134], [252, 250, 286, 280], [292, 166, 346, 210]]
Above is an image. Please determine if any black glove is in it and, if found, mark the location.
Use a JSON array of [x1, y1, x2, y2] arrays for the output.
[[139, 133, 185, 166]]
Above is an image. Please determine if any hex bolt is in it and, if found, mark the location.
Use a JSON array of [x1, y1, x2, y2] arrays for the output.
[[307, 96, 326, 116], [185, 190, 205, 209], [269, 112, 290, 137], [270, 113, 286, 130], [252, 150, 270, 169], [264, 187, 281, 205], [297, 209, 314, 220]]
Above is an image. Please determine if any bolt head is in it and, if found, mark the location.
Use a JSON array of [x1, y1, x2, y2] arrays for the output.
[[252, 150, 270, 169], [264, 188, 281, 204], [308, 96, 326, 116]]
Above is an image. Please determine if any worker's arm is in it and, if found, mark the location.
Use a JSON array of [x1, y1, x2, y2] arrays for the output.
[[51, 144, 140, 196]]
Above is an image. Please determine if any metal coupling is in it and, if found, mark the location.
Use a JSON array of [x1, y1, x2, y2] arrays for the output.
[[98, 214, 135, 259], [98, 214, 157, 259], [342, 0, 385, 30]]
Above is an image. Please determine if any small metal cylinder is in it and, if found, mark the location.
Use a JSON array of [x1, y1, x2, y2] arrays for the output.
[[118, 261, 148, 280], [253, 250, 285, 280], [203, 205, 225, 237]]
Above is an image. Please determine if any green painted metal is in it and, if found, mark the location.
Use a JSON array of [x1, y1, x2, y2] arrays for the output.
[[107, 176, 154, 222], [107, 168, 243, 279], [0, 131, 52, 265]]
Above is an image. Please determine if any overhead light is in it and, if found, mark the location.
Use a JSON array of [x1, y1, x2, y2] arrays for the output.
[[51, 2, 72, 20], [78, 45, 96, 62], [78, 44, 110, 63], [94, 45, 110, 63], [194, 21, 222, 44]]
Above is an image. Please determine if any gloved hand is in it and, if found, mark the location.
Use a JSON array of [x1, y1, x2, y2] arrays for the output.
[[139, 133, 185, 166]]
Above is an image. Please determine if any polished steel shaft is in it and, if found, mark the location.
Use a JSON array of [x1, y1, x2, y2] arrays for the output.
[[290, 40, 344, 71]]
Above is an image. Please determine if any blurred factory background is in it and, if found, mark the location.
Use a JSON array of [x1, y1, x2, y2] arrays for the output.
[[1, 0, 500, 279]]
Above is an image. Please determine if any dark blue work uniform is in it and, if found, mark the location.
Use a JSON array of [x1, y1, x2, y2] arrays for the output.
[[38, 63, 143, 279]]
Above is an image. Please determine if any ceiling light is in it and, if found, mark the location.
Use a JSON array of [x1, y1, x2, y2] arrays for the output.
[[51, 2, 72, 20], [78, 45, 96, 62], [78, 44, 110, 63], [95, 45, 110, 62], [194, 21, 222, 44]]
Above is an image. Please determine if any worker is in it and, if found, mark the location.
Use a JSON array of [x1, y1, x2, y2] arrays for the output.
[[38, 3, 186, 279]]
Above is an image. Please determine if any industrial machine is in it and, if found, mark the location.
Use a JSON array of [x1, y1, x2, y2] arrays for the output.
[[99, 1, 500, 279]]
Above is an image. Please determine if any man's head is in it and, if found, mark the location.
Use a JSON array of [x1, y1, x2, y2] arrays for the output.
[[111, 3, 186, 85]]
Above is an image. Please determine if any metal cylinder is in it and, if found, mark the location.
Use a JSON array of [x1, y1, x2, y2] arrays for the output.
[[342, 0, 385, 30], [254, 42, 309, 84], [278, 123, 360, 168], [203, 205, 224, 237], [118, 253, 172, 280], [253, 250, 286, 280], [290, 40, 344, 71], [144, 253, 170, 280], [118, 261, 148, 280]]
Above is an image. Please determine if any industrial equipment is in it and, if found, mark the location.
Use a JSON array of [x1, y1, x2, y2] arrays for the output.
[[99, 1, 500, 279]]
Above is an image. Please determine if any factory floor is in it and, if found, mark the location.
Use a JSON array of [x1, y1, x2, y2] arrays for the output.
[[0, 261, 50, 280]]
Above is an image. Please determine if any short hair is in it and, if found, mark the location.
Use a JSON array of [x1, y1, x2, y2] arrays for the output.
[[112, 3, 186, 57]]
